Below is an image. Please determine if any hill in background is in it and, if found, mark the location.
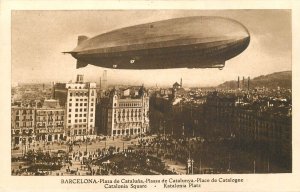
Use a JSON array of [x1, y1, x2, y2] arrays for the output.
[[217, 71, 292, 89]]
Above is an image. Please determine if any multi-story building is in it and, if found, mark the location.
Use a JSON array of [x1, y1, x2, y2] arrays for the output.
[[97, 86, 149, 136], [11, 107, 35, 147], [54, 75, 97, 140], [11, 100, 65, 147], [35, 99, 65, 142], [204, 91, 292, 171]]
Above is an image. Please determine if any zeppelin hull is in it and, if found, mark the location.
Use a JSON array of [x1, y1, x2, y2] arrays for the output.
[[67, 16, 250, 69]]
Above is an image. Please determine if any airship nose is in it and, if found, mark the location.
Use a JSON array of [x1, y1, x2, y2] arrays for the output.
[[227, 19, 250, 40]]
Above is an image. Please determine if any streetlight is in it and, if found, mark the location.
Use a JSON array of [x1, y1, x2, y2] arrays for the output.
[[85, 130, 88, 155], [163, 120, 166, 141]]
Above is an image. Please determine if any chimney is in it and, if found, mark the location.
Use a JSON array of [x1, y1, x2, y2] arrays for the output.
[[180, 78, 182, 87], [248, 76, 250, 91], [102, 70, 107, 90], [242, 76, 245, 90]]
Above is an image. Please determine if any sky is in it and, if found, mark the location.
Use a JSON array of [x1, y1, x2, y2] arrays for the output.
[[11, 10, 291, 87]]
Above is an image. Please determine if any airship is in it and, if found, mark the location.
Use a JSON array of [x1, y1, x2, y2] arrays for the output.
[[64, 16, 250, 70]]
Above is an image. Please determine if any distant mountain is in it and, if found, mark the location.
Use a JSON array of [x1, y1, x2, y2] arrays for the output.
[[218, 71, 292, 89]]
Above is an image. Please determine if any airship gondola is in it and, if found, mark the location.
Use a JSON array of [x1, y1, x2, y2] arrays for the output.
[[64, 16, 250, 70]]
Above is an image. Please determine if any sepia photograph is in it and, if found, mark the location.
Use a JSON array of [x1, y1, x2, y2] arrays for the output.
[[10, 9, 292, 177], [1, 1, 300, 191]]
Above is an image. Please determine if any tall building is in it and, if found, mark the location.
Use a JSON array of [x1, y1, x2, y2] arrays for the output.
[[97, 86, 150, 136], [54, 75, 97, 140]]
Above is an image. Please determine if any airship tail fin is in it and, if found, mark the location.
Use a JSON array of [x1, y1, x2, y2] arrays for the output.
[[77, 60, 88, 69], [78, 35, 88, 45]]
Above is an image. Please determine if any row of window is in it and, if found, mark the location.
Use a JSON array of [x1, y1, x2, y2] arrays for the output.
[[14, 116, 33, 121], [68, 124, 87, 128], [15, 111, 64, 116], [36, 111, 64, 115], [112, 128, 142, 135], [15, 110, 34, 115], [14, 122, 32, 127], [68, 113, 93, 118], [69, 90, 95, 97], [114, 109, 142, 113], [69, 103, 94, 107], [115, 103, 142, 107], [36, 117, 64, 121], [69, 108, 93, 112], [68, 119, 93, 123], [74, 129, 87, 135], [71, 98, 94, 102]]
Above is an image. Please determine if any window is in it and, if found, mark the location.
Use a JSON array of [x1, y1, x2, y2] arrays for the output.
[[84, 114, 87, 117], [80, 103, 83, 106], [76, 103, 78, 106], [90, 119, 93, 122], [75, 120, 77, 123], [75, 109, 78, 112], [68, 114, 71, 118], [90, 113, 93, 117], [80, 109, 82, 112], [68, 120, 71, 123], [91, 103, 94, 106], [69, 103, 72, 107], [83, 119, 86, 122], [69, 98, 72, 101], [84, 103, 87, 106], [69, 109, 71, 112], [79, 114, 82, 117], [91, 108, 94, 112], [75, 114, 78, 117], [70, 93, 72, 97]]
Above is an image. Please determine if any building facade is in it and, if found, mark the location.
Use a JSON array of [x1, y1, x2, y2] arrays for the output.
[[11, 100, 65, 147], [54, 75, 97, 140], [35, 107, 65, 143], [98, 86, 150, 136], [204, 91, 292, 171], [11, 107, 35, 147]]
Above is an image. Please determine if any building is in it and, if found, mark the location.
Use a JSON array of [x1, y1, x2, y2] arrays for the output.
[[204, 91, 292, 171], [97, 86, 150, 136], [35, 99, 65, 143], [11, 99, 65, 148], [11, 106, 35, 147], [54, 75, 97, 140]]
